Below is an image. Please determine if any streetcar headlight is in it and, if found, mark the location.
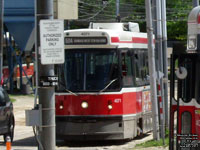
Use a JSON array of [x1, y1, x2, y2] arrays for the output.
[[108, 104, 113, 110], [59, 105, 64, 110], [81, 101, 88, 109]]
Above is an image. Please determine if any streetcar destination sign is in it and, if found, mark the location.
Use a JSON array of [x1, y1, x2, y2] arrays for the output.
[[65, 37, 107, 45], [40, 19, 64, 65]]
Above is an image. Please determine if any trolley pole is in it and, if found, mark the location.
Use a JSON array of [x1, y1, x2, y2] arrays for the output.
[[145, 0, 160, 140], [36, 0, 56, 150], [193, 0, 199, 7]]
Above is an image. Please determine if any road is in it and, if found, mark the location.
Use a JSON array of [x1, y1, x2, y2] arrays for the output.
[[0, 95, 168, 150]]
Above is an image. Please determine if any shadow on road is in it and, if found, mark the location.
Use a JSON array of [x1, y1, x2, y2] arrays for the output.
[[12, 136, 37, 147], [56, 133, 151, 148], [57, 140, 128, 147]]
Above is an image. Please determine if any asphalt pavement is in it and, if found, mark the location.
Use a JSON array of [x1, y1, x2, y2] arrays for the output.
[[0, 94, 168, 150]]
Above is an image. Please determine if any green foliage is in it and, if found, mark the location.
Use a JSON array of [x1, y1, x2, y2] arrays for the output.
[[167, 21, 187, 41], [135, 136, 169, 148], [8, 95, 16, 103], [135, 129, 169, 149], [135, 138, 169, 148], [166, 0, 192, 41]]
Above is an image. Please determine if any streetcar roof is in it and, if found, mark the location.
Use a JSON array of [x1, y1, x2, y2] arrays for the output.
[[64, 26, 151, 49]]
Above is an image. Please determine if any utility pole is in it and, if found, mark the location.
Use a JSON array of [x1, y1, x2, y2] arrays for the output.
[[156, 0, 165, 143], [161, 0, 169, 129], [116, 0, 119, 16], [36, 0, 56, 150], [145, 0, 160, 140], [193, 0, 199, 7], [116, 0, 120, 22]]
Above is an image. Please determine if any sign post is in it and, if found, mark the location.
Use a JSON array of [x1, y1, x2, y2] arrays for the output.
[[37, 19, 64, 150]]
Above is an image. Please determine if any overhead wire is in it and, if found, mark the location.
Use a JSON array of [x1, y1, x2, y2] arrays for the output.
[[77, 0, 193, 22]]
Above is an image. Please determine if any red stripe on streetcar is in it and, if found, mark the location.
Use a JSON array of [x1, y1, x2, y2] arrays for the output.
[[111, 37, 120, 43], [132, 37, 148, 44], [111, 37, 148, 44]]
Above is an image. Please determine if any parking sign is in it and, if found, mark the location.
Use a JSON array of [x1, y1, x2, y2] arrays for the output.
[[40, 19, 64, 65]]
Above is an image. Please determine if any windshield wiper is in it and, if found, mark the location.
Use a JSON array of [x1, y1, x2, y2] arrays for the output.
[[58, 81, 78, 96], [65, 89, 78, 96], [98, 78, 118, 93]]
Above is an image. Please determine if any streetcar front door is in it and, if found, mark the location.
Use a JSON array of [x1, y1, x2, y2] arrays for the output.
[[170, 53, 200, 150]]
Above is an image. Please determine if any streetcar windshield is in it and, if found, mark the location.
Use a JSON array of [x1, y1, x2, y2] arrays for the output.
[[56, 49, 120, 92]]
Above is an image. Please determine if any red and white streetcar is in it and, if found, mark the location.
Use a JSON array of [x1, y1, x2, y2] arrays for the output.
[[170, 6, 200, 150], [55, 22, 153, 140]]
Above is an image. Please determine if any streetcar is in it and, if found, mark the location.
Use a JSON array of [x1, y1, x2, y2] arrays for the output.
[[55, 22, 153, 140], [2, 63, 34, 90], [169, 6, 200, 150]]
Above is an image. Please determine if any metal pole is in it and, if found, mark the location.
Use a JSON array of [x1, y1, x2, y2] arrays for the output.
[[145, 0, 160, 140], [34, 0, 38, 107], [8, 34, 13, 93], [19, 54, 23, 90], [116, 0, 120, 17], [36, 0, 55, 150], [156, 0, 165, 143], [152, 0, 157, 34], [161, 0, 169, 129], [193, 0, 199, 7], [0, 0, 3, 83]]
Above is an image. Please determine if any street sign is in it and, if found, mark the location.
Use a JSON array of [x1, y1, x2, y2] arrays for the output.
[[40, 19, 64, 65], [40, 76, 58, 87]]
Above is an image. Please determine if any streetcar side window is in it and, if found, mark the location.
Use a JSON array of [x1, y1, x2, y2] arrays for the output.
[[121, 51, 134, 87], [181, 111, 191, 134], [180, 58, 195, 103], [195, 59, 200, 104], [133, 49, 149, 86]]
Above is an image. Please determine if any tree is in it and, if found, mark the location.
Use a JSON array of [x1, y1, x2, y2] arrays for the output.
[[74, 0, 193, 41], [166, 0, 192, 41]]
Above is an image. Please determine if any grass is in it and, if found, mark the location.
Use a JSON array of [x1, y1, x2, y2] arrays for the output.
[[9, 96, 16, 103], [8, 93, 35, 103], [135, 130, 169, 149], [135, 137, 169, 148]]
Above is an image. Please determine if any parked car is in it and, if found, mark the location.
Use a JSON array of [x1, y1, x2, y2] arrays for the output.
[[0, 87, 15, 142]]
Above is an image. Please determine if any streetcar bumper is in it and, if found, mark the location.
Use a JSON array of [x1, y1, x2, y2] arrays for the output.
[[56, 115, 137, 140]]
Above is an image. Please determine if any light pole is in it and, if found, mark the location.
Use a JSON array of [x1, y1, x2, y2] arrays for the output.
[[36, 0, 56, 150], [145, 0, 160, 140]]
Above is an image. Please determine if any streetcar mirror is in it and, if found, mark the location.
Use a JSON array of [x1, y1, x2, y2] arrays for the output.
[[175, 67, 188, 80]]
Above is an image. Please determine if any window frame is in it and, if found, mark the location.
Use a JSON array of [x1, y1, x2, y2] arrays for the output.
[[55, 48, 122, 92], [132, 49, 149, 87]]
